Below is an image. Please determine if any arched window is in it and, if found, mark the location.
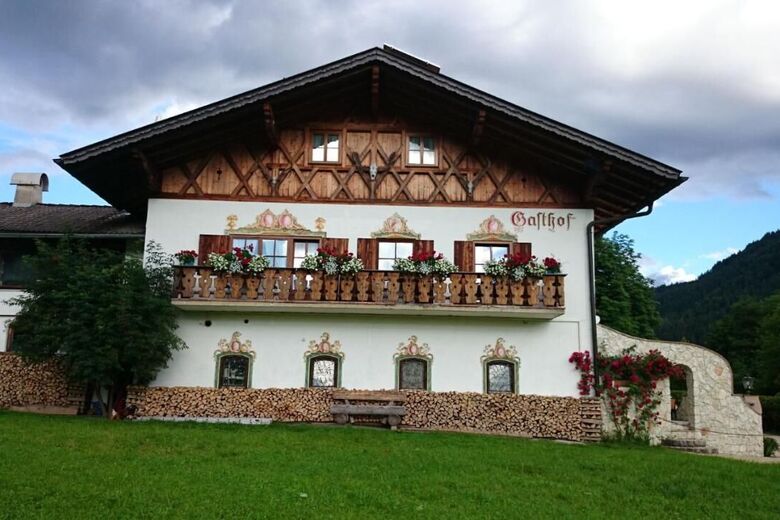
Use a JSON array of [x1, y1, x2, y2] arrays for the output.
[[308, 355, 340, 388], [481, 338, 520, 394], [485, 360, 516, 394], [217, 355, 251, 388], [214, 332, 255, 389], [394, 336, 433, 391], [398, 358, 428, 390]]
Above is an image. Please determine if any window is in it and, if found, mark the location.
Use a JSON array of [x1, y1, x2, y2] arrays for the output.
[[217, 355, 250, 388], [378, 241, 413, 271], [232, 237, 259, 254], [262, 239, 288, 268], [407, 135, 436, 165], [231, 237, 320, 268], [308, 355, 340, 388], [475, 244, 509, 273], [398, 358, 428, 390], [485, 360, 516, 394], [293, 240, 319, 268], [311, 132, 340, 162]]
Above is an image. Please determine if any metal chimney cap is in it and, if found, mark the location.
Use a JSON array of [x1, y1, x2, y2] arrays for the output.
[[10, 172, 49, 191]]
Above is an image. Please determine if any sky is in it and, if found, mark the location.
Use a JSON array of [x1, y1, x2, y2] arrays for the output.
[[0, 0, 779, 285]]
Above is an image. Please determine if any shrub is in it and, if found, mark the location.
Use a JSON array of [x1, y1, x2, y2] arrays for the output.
[[764, 437, 778, 457], [759, 395, 780, 433]]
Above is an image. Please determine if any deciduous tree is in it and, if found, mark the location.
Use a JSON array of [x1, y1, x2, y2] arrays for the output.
[[10, 238, 185, 415]]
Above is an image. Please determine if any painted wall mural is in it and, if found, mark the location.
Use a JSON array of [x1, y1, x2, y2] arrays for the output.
[[226, 209, 325, 236], [371, 212, 420, 239], [466, 215, 517, 242]]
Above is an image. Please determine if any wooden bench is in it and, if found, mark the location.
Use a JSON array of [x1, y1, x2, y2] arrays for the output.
[[330, 390, 406, 429]]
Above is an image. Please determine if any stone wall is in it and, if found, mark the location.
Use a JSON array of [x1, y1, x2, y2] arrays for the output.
[[128, 386, 597, 441], [598, 325, 763, 456], [0, 353, 72, 409]]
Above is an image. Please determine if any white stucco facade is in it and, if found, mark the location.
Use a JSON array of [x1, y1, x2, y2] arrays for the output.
[[145, 199, 594, 396]]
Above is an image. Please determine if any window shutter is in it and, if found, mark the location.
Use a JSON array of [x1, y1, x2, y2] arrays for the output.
[[321, 237, 349, 255], [198, 234, 232, 260], [412, 240, 435, 257], [453, 241, 475, 272], [511, 242, 532, 259], [357, 238, 379, 270]]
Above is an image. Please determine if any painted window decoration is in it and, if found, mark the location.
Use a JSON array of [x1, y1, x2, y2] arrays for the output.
[[394, 335, 433, 391], [408, 135, 436, 165], [214, 331, 255, 389], [312, 132, 340, 162], [475, 244, 509, 273], [305, 332, 345, 388], [481, 338, 519, 394], [378, 241, 414, 271]]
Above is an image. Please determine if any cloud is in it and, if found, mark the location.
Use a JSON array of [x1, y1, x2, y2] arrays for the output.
[[701, 247, 740, 261], [648, 266, 698, 286], [0, 0, 778, 201]]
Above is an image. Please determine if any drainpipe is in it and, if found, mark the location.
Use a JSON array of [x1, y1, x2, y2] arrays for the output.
[[586, 203, 654, 384]]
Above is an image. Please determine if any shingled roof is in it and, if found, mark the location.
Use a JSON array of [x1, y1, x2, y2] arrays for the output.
[[0, 203, 145, 236]]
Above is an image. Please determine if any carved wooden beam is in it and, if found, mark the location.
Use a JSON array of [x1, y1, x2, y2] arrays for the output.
[[471, 109, 486, 147], [583, 159, 610, 204], [371, 65, 380, 118], [263, 102, 279, 148], [132, 149, 161, 192]]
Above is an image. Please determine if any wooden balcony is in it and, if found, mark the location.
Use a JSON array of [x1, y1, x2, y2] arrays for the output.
[[172, 267, 566, 319]]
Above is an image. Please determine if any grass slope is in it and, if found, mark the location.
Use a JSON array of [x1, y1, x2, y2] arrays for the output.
[[1, 412, 778, 519]]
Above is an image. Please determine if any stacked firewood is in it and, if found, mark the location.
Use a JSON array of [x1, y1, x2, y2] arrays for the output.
[[402, 391, 583, 440], [0, 353, 71, 408], [128, 386, 335, 422], [579, 397, 603, 442], [130, 386, 587, 441]]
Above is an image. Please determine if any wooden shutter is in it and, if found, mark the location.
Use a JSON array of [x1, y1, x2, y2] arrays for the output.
[[321, 237, 349, 255], [412, 240, 435, 257], [198, 234, 232, 259], [453, 241, 475, 272], [511, 242, 532, 259], [357, 238, 379, 270]]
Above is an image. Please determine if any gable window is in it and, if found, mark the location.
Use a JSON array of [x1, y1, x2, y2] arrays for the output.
[[307, 355, 340, 388], [407, 135, 436, 166], [475, 244, 509, 273], [485, 360, 516, 394], [217, 355, 250, 388], [311, 132, 340, 163], [398, 358, 428, 390], [378, 241, 413, 271]]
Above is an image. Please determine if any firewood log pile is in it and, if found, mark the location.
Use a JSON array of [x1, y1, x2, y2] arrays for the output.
[[0, 353, 72, 408], [128, 386, 335, 422], [128, 386, 600, 442], [579, 397, 603, 442], [402, 391, 584, 440]]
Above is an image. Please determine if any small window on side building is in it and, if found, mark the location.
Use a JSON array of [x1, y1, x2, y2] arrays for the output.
[[485, 360, 516, 394], [308, 355, 340, 388]]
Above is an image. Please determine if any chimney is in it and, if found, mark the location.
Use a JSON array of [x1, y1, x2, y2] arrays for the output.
[[10, 172, 49, 207]]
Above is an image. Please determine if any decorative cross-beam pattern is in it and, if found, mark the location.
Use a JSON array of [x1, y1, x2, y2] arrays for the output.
[[159, 119, 583, 207]]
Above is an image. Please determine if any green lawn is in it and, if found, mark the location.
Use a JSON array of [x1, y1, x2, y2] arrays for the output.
[[0, 412, 778, 519]]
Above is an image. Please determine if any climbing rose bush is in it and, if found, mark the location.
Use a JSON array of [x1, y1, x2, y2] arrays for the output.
[[569, 346, 682, 442]]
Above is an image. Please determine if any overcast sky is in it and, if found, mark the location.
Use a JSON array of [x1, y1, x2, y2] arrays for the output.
[[1, 0, 778, 284]]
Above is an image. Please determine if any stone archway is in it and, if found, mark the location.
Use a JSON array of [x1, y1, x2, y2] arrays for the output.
[[670, 365, 694, 427]]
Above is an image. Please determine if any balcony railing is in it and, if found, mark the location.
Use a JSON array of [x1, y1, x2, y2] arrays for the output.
[[173, 266, 565, 309]]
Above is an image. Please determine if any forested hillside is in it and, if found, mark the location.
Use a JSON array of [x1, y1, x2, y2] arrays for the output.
[[655, 230, 780, 344]]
